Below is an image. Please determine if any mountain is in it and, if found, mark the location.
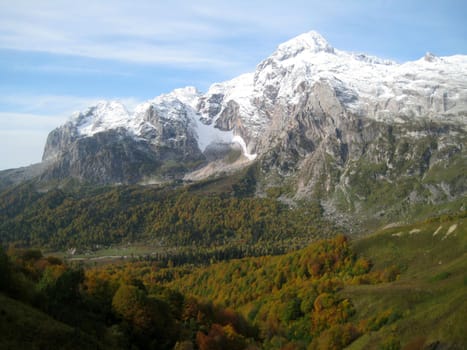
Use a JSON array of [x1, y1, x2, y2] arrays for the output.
[[41, 88, 204, 183], [2, 30, 466, 226]]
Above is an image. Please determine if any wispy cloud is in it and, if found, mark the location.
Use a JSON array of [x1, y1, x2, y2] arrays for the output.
[[0, 111, 64, 169], [1, 0, 465, 70], [0, 112, 63, 130], [10, 62, 134, 76], [0, 0, 356, 73], [0, 0, 274, 70], [0, 94, 101, 116], [0, 129, 49, 169]]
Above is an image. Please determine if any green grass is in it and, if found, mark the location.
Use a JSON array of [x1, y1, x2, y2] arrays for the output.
[[343, 212, 467, 349]]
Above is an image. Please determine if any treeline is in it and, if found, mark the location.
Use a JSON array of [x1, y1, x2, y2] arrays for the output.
[[0, 181, 332, 250], [132, 237, 314, 268]]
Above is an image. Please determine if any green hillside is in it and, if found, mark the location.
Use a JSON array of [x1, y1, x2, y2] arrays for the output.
[[346, 213, 467, 349], [0, 293, 113, 350], [0, 175, 333, 252], [165, 212, 467, 349], [0, 211, 465, 349]]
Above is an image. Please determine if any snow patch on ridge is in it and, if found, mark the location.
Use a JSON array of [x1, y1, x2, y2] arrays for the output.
[[76, 101, 131, 136], [155, 86, 200, 109], [232, 135, 257, 160], [193, 115, 233, 151], [203, 73, 256, 124]]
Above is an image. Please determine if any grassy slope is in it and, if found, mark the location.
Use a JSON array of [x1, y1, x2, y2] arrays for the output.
[[0, 293, 113, 350], [345, 213, 467, 349]]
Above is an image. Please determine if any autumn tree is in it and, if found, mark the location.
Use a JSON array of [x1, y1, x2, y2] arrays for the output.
[[112, 282, 178, 349]]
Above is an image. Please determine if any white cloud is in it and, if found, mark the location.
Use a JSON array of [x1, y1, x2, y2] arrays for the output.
[[0, 0, 270, 70], [11, 62, 134, 76], [0, 0, 350, 72], [0, 111, 67, 170], [1, 0, 465, 70], [0, 94, 100, 116], [0, 112, 64, 131]]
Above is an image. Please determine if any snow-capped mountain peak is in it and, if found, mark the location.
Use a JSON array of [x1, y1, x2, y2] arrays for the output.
[[153, 86, 201, 109], [42, 30, 467, 185], [273, 31, 335, 60], [75, 100, 130, 137], [423, 52, 438, 63], [63, 30, 467, 154]]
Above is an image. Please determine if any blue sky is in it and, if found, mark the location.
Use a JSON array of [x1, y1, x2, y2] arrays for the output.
[[0, 0, 466, 170]]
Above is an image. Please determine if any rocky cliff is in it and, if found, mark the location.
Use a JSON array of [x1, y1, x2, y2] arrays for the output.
[[3, 31, 465, 225], [41, 91, 207, 183]]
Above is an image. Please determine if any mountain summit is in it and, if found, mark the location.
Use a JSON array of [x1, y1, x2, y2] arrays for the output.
[[3, 30, 466, 226], [274, 31, 335, 59]]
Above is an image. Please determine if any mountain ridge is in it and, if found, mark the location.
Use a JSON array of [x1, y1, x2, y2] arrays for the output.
[[42, 30, 467, 165], [1, 30, 466, 227]]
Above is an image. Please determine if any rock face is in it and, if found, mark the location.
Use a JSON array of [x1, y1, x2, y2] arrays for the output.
[[41, 91, 206, 183], [200, 31, 466, 154], [6, 30, 465, 223], [192, 31, 467, 224]]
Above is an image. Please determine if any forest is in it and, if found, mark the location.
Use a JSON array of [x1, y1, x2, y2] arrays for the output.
[[0, 235, 393, 349], [0, 171, 466, 349], [1, 210, 466, 349], [0, 176, 331, 252]]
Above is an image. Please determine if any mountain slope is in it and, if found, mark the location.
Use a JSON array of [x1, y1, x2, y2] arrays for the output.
[[41, 89, 207, 183], [201, 31, 466, 153], [39, 31, 467, 183], [209, 32, 467, 226], [345, 212, 467, 349], [0, 292, 115, 350], [165, 211, 466, 349], [1, 30, 466, 226]]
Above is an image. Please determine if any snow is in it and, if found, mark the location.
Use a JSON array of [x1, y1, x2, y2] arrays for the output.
[[232, 135, 257, 160], [251, 32, 467, 123], [193, 113, 233, 152], [203, 73, 256, 124], [274, 31, 335, 59], [76, 101, 131, 136], [433, 226, 442, 236], [154, 86, 200, 109], [66, 30, 467, 158], [444, 224, 457, 239]]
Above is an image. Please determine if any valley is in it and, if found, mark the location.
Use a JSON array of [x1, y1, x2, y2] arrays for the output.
[[0, 211, 465, 349], [0, 29, 466, 350]]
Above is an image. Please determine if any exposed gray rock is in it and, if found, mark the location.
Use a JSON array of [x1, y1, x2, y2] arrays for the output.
[[40, 97, 205, 184], [2, 30, 466, 228]]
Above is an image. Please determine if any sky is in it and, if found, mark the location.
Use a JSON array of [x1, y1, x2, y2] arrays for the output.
[[0, 0, 466, 170]]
